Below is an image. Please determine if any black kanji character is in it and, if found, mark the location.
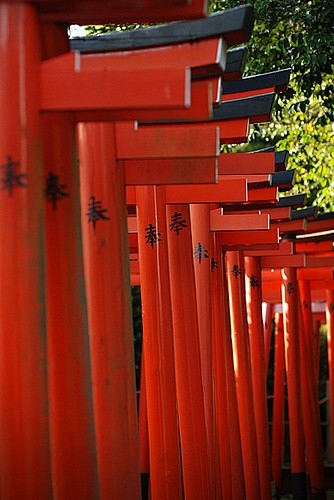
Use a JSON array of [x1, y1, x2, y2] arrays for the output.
[[86, 196, 110, 230], [287, 282, 294, 294], [0, 155, 27, 195], [44, 172, 69, 209], [232, 264, 242, 277], [145, 223, 161, 248], [211, 258, 219, 270], [194, 242, 209, 263], [169, 211, 188, 235], [250, 274, 260, 288]]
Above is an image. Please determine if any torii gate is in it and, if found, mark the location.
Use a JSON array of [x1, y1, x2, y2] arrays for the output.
[[0, 3, 255, 499]]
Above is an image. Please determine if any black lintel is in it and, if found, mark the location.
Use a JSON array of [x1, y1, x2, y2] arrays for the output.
[[70, 5, 254, 53], [275, 150, 289, 171], [224, 46, 247, 79], [291, 206, 317, 220], [270, 169, 296, 190], [315, 211, 334, 221], [252, 146, 276, 153], [278, 194, 306, 208], [192, 45, 247, 80], [222, 68, 291, 94], [212, 93, 275, 121]]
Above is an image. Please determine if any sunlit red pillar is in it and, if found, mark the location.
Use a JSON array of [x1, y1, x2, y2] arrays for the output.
[[244, 256, 272, 500], [77, 122, 141, 499], [281, 267, 306, 499], [326, 290, 334, 464], [0, 4, 52, 497], [166, 203, 210, 499], [211, 234, 245, 500], [225, 251, 261, 500], [136, 185, 182, 499], [190, 203, 216, 497], [41, 24, 98, 498], [264, 302, 274, 375], [271, 313, 285, 490]]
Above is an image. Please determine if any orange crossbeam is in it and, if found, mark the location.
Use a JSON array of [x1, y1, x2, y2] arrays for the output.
[[80, 38, 225, 77], [210, 209, 269, 231], [122, 158, 218, 185], [41, 57, 191, 112], [244, 240, 294, 257], [262, 268, 334, 281], [260, 254, 306, 269], [263, 206, 292, 221], [272, 219, 307, 234], [295, 240, 333, 253], [218, 226, 279, 246], [163, 179, 247, 204], [218, 152, 275, 174], [247, 186, 278, 203], [115, 122, 219, 159]]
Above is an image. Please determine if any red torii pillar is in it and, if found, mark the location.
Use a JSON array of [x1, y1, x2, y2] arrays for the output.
[[0, 4, 52, 497], [77, 123, 141, 499]]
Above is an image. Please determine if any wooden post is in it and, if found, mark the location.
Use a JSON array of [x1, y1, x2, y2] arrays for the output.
[[326, 290, 334, 467], [263, 302, 274, 375], [299, 280, 326, 496], [136, 185, 182, 499], [281, 267, 307, 499], [244, 256, 272, 500], [41, 24, 98, 499], [0, 4, 52, 497], [271, 313, 285, 490], [77, 122, 141, 499], [166, 203, 211, 499], [190, 203, 216, 497], [211, 234, 245, 499], [225, 251, 261, 500]]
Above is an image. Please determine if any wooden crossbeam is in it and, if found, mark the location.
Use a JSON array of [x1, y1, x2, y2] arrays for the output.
[[210, 209, 270, 231], [260, 254, 306, 269], [115, 122, 219, 159], [69, 7, 254, 48], [33, 0, 209, 23], [79, 38, 226, 79], [218, 152, 275, 174]]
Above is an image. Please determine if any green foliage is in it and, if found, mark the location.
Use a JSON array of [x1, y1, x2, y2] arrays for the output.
[[211, 0, 334, 210]]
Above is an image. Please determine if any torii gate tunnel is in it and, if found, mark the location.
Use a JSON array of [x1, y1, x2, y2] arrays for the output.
[[0, 1, 332, 499]]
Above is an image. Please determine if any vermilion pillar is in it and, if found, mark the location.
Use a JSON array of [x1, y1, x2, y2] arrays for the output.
[[281, 267, 306, 499], [225, 251, 261, 500], [190, 203, 215, 497], [166, 203, 210, 499], [41, 25, 98, 498], [271, 313, 285, 490], [263, 302, 274, 375], [0, 4, 52, 497], [211, 234, 245, 500], [299, 281, 326, 496], [136, 185, 182, 499], [244, 256, 272, 500], [77, 123, 141, 498], [326, 290, 334, 464]]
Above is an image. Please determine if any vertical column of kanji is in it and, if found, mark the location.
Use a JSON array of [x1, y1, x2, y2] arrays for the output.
[[325, 290, 334, 463], [136, 185, 182, 499], [189, 204, 216, 497], [41, 23, 99, 499], [298, 282, 326, 495], [166, 203, 210, 499], [0, 3, 52, 497], [281, 268, 307, 499], [244, 256, 272, 500], [77, 122, 141, 499], [271, 313, 285, 492], [225, 251, 261, 500]]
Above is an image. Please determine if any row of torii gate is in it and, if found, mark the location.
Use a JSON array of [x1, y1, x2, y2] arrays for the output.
[[0, 1, 333, 499]]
